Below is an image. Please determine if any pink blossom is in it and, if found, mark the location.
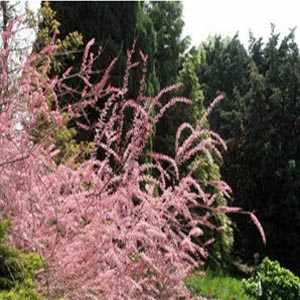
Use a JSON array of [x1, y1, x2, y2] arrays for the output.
[[0, 22, 265, 300]]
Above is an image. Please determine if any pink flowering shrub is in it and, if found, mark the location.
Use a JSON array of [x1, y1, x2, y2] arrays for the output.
[[0, 21, 265, 299]]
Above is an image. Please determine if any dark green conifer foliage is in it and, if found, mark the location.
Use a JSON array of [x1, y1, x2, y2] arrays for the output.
[[197, 35, 250, 139], [145, 1, 190, 156], [233, 28, 300, 273], [197, 29, 300, 274], [37, 1, 159, 144], [147, 1, 189, 88]]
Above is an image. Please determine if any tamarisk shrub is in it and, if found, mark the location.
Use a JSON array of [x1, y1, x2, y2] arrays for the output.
[[0, 21, 265, 300]]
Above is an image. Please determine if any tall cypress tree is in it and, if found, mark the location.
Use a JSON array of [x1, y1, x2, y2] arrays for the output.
[[146, 1, 190, 156], [147, 1, 189, 88]]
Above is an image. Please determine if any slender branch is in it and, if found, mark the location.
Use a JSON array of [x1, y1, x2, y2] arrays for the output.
[[0, 154, 30, 168]]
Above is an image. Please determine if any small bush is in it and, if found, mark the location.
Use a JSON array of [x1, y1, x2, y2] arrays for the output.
[[0, 220, 43, 300], [243, 257, 300, 300]]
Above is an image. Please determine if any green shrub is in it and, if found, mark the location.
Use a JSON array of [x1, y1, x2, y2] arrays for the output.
[[243, 257, 300, 299], [0, 220, 43, 300]]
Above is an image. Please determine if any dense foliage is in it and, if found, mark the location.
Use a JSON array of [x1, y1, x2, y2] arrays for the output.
[[196, 29, 300, 273], [0, 220, 43, 300], [243, 257, 300, 299], [40, 2, 236, 271]]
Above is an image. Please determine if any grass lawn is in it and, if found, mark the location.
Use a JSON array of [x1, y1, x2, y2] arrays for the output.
[[186, 270, 255, 300]]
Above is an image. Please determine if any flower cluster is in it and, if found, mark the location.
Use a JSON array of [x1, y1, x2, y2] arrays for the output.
[[0, 21, 264, 299]]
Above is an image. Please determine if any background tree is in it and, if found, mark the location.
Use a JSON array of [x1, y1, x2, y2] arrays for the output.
[[197, 35, 250, 140], [146, 1, 191, 155], [47, 1, 138, 82], [195, 28, 300, 274], [42, 0, 159, 96], [231, 28, 300, 273], [37, 1, 161, 146], [146, 1, 189, 89]]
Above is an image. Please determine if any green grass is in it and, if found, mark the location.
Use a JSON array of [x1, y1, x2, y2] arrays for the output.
[[186, 270, 255, 300]]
